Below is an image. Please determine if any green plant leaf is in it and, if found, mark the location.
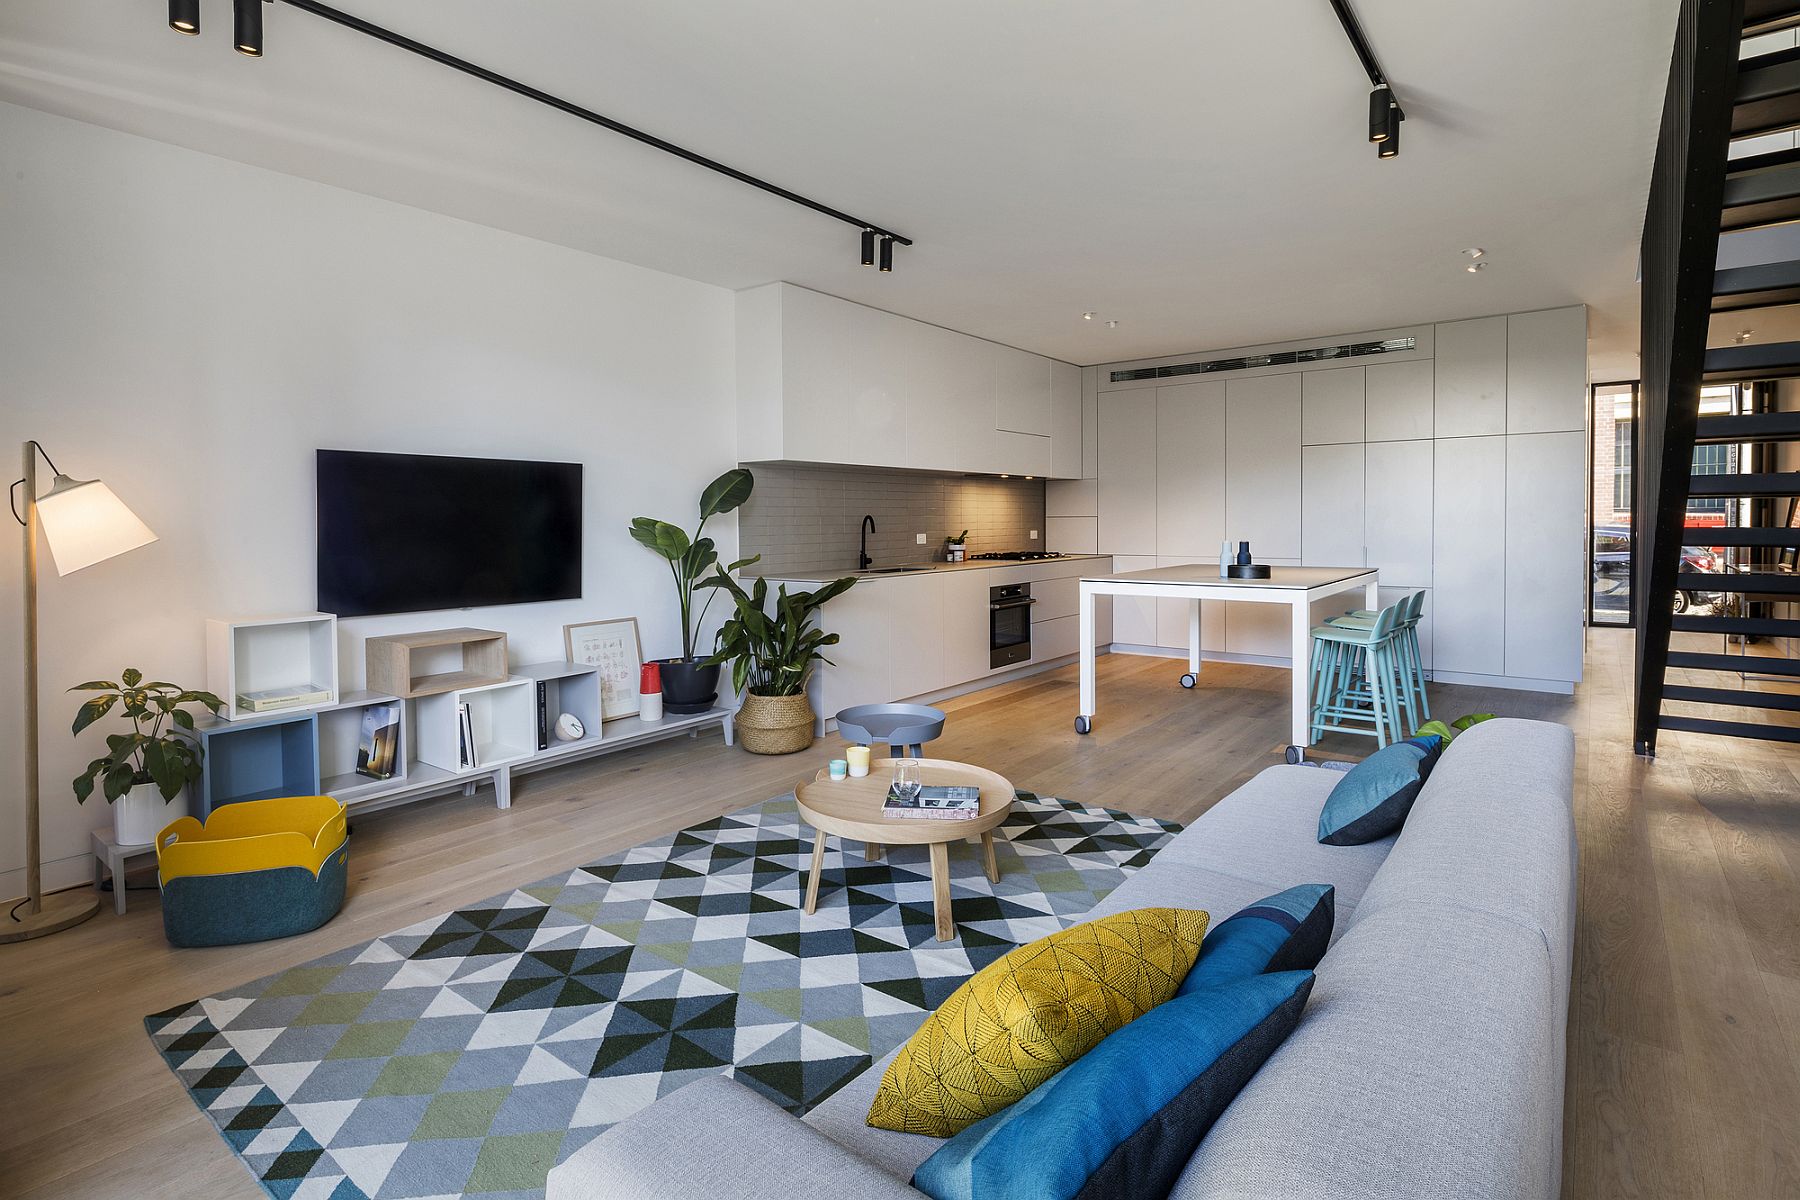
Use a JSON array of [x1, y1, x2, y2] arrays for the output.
[[171, 708, 195, 730], [699, 468, 754, 520], [629, 517, 686, 561], [102, 762, 136, 802], [72, 771, 94, 803], [68, 680, 118, 692], [121, 667, 142, 688], [726, 555, 762, 573], [71, 695, 117, 736]]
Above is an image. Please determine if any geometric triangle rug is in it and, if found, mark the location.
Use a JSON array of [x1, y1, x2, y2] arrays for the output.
[[146, 790, 1179, 1199]]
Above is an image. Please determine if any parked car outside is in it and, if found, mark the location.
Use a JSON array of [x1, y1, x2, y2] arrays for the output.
[[1591, 525, 1721, 614]]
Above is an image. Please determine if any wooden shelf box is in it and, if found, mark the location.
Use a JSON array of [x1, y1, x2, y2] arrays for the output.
[[316, 691, 408, 804], [366, 627, 509, 698], [413, 678, 534, 775], [193, 710, 321, 817], [206, 613, 339, 722]]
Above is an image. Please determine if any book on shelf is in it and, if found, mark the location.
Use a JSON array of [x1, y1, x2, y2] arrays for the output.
[[457, 702, 478, 769], [236, 684, 331, 713], [882, 784, 981, 820], [354, 702, 401, 781], [536, 682, 549, 751]]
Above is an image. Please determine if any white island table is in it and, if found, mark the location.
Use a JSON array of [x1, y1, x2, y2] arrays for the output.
[[1077, 564, 1380, 754]]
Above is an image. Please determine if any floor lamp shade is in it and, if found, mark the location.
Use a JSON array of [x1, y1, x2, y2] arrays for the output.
[[34, 475, 157, 575]]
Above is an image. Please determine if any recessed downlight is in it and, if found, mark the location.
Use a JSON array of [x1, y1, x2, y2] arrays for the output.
[[1736, 329, 1755, 343], [1106, 320, 1120, 329], [1082, 311, 1096, 321], [1466, 262, 1485, 273], [1463, 247, 1485, 259]]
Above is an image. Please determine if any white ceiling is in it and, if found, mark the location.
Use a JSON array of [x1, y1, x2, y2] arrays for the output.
[[0, 1, 1679, 375]]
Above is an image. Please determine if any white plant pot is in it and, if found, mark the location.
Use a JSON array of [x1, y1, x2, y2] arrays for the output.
[[113, 780, 187, 847]]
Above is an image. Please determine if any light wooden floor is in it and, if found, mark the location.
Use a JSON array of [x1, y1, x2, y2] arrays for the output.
[[1, 629, 1795, 1198]]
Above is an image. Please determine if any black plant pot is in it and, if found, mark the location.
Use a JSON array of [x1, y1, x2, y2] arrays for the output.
[[657, 658, 720, 715]]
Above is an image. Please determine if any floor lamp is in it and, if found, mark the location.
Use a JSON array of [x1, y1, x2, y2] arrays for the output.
[[3, 441, 157, 943]]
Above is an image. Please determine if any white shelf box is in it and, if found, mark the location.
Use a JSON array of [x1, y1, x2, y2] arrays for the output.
[[515, 661, 605, 759], [414, 678, 535, 775], [317, 690, 408, 804], [206, 613, 340, 722]]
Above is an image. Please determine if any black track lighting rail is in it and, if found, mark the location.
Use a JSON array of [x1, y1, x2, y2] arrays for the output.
[[1327, 0, 1406, 158], [1325, 0, 1405, 116], [182, 0, 913, 261]]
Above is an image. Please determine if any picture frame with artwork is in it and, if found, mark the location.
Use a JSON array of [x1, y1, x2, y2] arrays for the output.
[[564, 617, 643, 720]]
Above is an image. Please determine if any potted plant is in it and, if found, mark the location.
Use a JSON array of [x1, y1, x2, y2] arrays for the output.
[[629, 468, 756, 714], [70, 669, 223, 845], [698, 562, 857, 754], [944, 529, 969, 562]]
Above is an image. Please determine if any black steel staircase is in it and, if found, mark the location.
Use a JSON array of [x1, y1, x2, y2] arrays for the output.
[[1635, 0, 1800, 755]]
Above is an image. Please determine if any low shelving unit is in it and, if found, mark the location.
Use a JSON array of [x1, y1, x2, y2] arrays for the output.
[[206, 613, 339, 722]]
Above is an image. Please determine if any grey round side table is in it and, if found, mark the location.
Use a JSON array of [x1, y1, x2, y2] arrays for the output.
[[834, 703, 947, 758]]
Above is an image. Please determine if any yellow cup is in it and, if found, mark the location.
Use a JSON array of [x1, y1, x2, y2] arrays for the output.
[[846, 744, 871, 778]]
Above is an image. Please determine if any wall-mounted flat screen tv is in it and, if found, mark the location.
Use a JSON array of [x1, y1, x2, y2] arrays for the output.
[[317, 449, 582, 617]]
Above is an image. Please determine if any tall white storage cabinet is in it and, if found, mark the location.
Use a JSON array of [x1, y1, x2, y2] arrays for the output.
[[1505, 432, 1587, 682], [1434, 316, 1508, 439], [1363, 440, 1434, 588], [1507, 308, 1589, 434], [1301, 443, 1365, 567], [1225, 374, 1303, 559], [1433, 436, 1508, 677], [1098, 392, 1157, 556], [1156, 383, 1228, 651]]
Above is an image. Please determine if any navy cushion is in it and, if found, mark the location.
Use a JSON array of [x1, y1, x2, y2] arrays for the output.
[[1403, 733, 1446, 781], [1318, 741, 1431, 846], [1179, 883, 1334, 994], [911, 971, 1315, 1200]]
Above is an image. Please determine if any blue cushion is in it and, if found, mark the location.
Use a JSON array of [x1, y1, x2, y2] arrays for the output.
[[1318, 741, 1430, 846], [1403, 733, 1446, 780], [1180, 883, 1334, 994], [912, 971, 1315, 1200]]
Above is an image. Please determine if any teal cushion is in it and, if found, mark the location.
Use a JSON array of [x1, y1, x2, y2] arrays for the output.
[[1180, 884, 1334, 994], [1318, 742, 1430, 846], [912, 971, 1315, 1200]]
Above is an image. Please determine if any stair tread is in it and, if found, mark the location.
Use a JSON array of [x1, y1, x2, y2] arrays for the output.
[[1726, 144, 1800, 174], [1684, 472, 1800, 496], [1720, 160, 1800, 235], [1677, 569, 1800, 593], [1735, 45, 1800, 138], [1693, 410, 1800, 440], [1657, 714, 1800, 742], [1668, 649, 1800, 675], [1746, 0, 1800, 33], [1664, 684, 1800, 711], [1703, 340, 1800, 380], [1672, 612, 1800, 635], [1713, 259, 1800, 306]]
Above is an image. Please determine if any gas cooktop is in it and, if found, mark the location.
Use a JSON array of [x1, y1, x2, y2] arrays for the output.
[[969, 551, 1069, 561]]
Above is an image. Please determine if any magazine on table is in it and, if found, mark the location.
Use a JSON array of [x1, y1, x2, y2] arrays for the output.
[[883, 784, 981, 820]]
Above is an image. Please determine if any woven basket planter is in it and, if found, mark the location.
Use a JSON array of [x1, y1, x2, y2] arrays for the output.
[[736, 692, 816, 755]]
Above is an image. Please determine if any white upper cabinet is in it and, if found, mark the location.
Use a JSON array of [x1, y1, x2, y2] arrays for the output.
[[1302, 442, 1365, 567], [1155, 381, 1227, 557], [734, 283, 1071, 476], [1098, 390, 1158, 556], [996, 345, 1053, 436], [1050, 360, 1082, 479], [1434, 316, 1508, 438], [1364, 440, 1433, 588], [1507, 307, 1588, 434], [1226, 373, 1303, 560], [1364, 359, 1435, 442], [1302, 367, 1364, 445]]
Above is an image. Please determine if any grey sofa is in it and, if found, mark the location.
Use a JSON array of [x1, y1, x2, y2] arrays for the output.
[[549, 717, 1577, 1200]]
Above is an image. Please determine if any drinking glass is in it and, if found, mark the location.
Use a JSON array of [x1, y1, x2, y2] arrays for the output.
[[892, 758, 923, 803]]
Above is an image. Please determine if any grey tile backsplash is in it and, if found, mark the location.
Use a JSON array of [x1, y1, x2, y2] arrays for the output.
[[736, 464, 1048, 576]]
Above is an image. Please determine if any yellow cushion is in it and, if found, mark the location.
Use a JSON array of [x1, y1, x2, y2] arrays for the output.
[[865, 907, 1209, 1137]]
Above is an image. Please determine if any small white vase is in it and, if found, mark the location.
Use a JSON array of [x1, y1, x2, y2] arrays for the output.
[[113, 780, 187, 846]]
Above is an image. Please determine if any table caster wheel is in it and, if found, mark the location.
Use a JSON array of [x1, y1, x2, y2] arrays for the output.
[[1284, 745, 1305, 765], [1179, 673, 1197, 689], [1074, 716, 1092, 735]]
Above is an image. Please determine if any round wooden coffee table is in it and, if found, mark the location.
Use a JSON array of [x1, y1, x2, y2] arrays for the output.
[[795, 758, 1014, 942]]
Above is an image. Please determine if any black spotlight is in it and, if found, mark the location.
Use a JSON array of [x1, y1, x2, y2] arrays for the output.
[[1378, 111, 1401, 159], [235, 0, 264, 56], [861, 228, 876, 267], [169, 0, 199, 34], [1368, 86, 1393, 143], [878, 235, 894, 272]]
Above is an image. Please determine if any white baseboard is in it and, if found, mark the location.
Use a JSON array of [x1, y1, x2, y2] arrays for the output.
[[1, 849, 98, 909], [1109, 645, 1577, 696]]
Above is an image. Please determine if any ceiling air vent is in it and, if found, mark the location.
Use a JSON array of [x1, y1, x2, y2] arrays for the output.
[[1109, 336, 1417, 383]]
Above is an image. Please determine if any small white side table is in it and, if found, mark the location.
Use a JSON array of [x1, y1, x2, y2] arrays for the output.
[[90, 829, 158, 915]]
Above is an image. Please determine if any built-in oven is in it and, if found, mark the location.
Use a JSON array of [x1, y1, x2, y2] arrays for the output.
[[989, 582, 1034, 668]]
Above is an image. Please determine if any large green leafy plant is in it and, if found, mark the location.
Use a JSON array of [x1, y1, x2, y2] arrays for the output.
[[629, 468, 756, 661], [698, 564, 858, 696], [69, 669, 223, 803]]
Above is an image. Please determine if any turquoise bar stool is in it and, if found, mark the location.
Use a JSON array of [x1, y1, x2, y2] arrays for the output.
[[1327, 590, 1430, 728], [1309, 601, 1406, 747]]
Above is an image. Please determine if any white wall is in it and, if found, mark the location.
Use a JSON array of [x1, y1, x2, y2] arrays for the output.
[[0, 103, 737, 897]]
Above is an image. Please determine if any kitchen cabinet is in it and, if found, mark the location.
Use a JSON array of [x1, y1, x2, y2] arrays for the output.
[[1226, 373, 1303, 559], [1434, 316, 1507, 438], [1364, 440, 1433, 587], [735, 283, 1075, 477], [1364, 359, 1435, 442], [1155, 381, 1227, 557], [1433, 435, 1507, 677], [1108, 555, 1159, 646], [1051, 361, 1082, 479], [1225, 557, 1303, 658], [1302, 442, 1365, 567], [941, 569, 995, 686], [1302, 367, 1364, 446], [887, 573, 947, 701], [1505, 431, 1585, 683], [1098, 391, 1158, 555], [1507, 307, 1587, 434]]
